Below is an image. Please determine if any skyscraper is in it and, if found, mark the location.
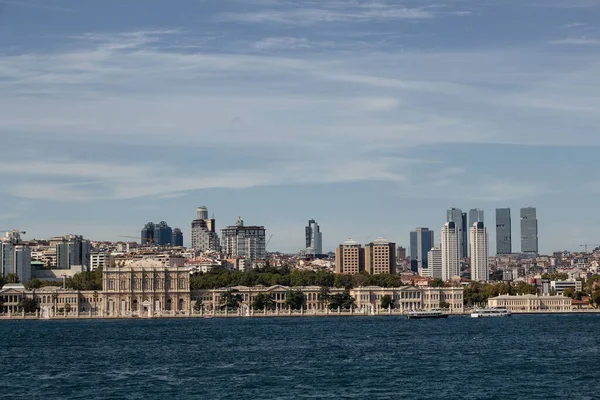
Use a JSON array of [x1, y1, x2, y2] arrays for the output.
[[495, 208, 512, 255], [154, 221, 173, 246], [141, 222, 155, 245], [191, 206, 219, 252], [335, 239, 363, 274], [520, 207, 538, 255], [468, 208, 484, 255], [172, 228, 184, 247], [441, 222, 460, 281], [305, 219, 323, 255], [55, 234, 91, 269], [364, 238, 396, 275], [0, 230, 31, 282], [427, 246, 442, 279], [470, 222, 489, 282], [447, 208, 467, 258], [221, 217, 266, 261], [409, 228, 434, 273]]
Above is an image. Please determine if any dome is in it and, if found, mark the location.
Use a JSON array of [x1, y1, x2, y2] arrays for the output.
[[343, 238, 359, 246]]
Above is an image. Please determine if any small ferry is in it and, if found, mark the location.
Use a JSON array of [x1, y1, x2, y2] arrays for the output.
[[470, 306, 511, 318], [407, 308, 448, 319]]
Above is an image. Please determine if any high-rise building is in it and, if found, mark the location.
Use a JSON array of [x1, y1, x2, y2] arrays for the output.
[[396, 246, 407, 260], [191, 206, 219, 252], [141, 222, 155, 245], [441, 222, 460, 281], [0, 230, 31, 282], [468, 208, 484, 255], [154, 221, 173, 246], [335, 239, 363, 274], [520, 207, 538, 255], [221, 217, 266, 261], [470, 222, 489, 282], [56, 234, 91, 269], [172, 228, 184, 247], [305, 219, 323, 255], [90, 251, 113, 272], [495, 208, 512, 255], [409, 228, 434, 273], [447, 208, 467, 258], [426, 246, 442, 279], [364, 238, 396, 275]]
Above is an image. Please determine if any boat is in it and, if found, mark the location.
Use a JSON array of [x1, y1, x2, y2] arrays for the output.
[[407, 308, 448, 319], [203, 315, 214, 319], [470, 306, 511, 318]]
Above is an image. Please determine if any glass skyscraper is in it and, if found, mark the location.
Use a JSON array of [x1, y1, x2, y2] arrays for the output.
[[305, 219, 323, 255], [447, 208, 467, 259], [520, 207, 538, 255], [495, 208, 512, 255], [410, 228, 434, 273]]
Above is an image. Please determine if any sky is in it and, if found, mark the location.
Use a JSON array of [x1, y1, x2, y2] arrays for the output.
[[0, 0, 599, 254]]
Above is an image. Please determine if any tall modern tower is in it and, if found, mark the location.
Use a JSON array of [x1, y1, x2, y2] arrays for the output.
[[172, 228, 184, 247], [191, 206, 219, 252], [495, 208, 512, 255], [409, 228, 434, 273], [447, 208, 467, 259], [520, 207, 538, 255], [468, 209, 484, 255], [221, 217, 266, 261], [426, 246, 442, 279], [0, 230, 31, 282], [470, 222, 489, 282], [305, 219, 323, 255], [441, 222, 460, 281]]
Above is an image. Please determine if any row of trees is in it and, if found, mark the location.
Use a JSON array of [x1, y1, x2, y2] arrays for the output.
[[190, 266, 405, 290], [463, 282, 538, 307]]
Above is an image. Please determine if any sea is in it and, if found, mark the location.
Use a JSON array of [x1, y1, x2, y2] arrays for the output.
[[1, 314, 598, 399]]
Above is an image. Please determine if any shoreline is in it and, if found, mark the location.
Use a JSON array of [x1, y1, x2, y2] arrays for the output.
[[1, 309, 599, 321]]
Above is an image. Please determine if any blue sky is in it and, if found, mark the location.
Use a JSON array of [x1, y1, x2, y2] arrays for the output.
[[0, 0, 599, 254]]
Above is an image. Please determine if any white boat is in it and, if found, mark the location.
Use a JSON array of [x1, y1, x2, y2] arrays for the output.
[[407, 308, 448, 319], [470, 306, 511, 318]]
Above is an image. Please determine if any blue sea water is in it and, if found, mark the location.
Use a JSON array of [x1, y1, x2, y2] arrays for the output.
[[0, 314, 598, 399]]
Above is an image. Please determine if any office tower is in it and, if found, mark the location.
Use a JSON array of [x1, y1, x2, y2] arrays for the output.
[[56, 234, 91, 269], [221, 217, 266, 260], [335, 239, 363, 274], [172, 228, 184, 247], [396, 246, 407, 260], [495, 208, 512, 255], [154, 221, 173, 246], [468, 209, 484, 255], [470, 222, 489, 282], [520, 207, 538, 255], [409, 228, 434, 273], [441, 222, 460, 281], [427, 246, 442, 279], [364, 238, 396, 275], [447, 208, 467, 258], [191, 206, 219, 252], [141, 222, 155, 245], [0, 230, 32, 282], [305, 219, 323, 255]]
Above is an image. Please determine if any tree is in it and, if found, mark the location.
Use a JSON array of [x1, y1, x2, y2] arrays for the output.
[[219, 289, 242, 310], [563, 288, 576, 299], [65, 267, 102, 290], [193, 299, 203, 312], [430, 278, 446, 288], [285, 290, 305, 310], [18, 298, 38, 313], [252, 293, 275, 310], [318, 286, 330, 308], [380, 295, 393, 309], [5, 273, 19, 284], [27, 277, 42, 289], [328, 291, 355, 310], [439, 301, 450, 309], [65, 303, 72, 313]]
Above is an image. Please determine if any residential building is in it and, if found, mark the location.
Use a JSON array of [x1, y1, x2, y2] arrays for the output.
[[468, 208, 484, 255], [470, 222, 489, 282], [335, 239, 363, 274], [441, 222, 460, 281], [191, 206, 220, 252], [305, 219, 323, 255], [172, 228, 184, 247], [90, 252, 114, 271], [364, 238, 396, 275], [396, 246, 406, 260], [447, 208, 467, 258], [488, 294, 571, 312], [495, 208, 512, 255], [221, 217, 266, 261], [426, 246, 442, 279], [55, 234, 91, 270], [520, 207, 539, 255], [410, 228, 434, 273], [550, 279, 582, 295]]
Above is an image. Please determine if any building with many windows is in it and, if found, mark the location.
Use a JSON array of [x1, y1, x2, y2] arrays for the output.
[[520, 207, 538, 255], [488, 294, 571, 312], [470, 222, 489, 282], [305, 219, 323, 255], [191, 207, 219, 252], [447, 208, 467, 259], [0, 230, 31, 283], [335, 239, 363, 274], [55, 234, 91, 270], [495, 208, 512, 255], [410, 228, 434, 273], [441, 222, 460, 281], [364, 238, 396, 275], [426, 246, 442, 279], [221, 217, 266, 261]]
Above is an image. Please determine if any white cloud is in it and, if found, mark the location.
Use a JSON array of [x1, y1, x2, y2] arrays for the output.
[[550, 37, 600, 45], [253, 37, 311, 50]]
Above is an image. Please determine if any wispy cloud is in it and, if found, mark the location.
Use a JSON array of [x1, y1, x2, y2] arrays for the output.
[[550, 37, 600, 45], [253, 37, 311, 50]]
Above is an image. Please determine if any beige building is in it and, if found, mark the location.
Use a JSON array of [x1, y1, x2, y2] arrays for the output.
[[102, 259, 190, 316], [0, 284, 100, 316], [488, 294, 572, 312], [364, 238, 396, 275], [335, 239, 363, 274]]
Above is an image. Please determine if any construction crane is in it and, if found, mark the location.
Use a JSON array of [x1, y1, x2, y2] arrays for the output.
[[0, 230, 26, 234], [120, 235, 155, 245], [266, 234, 273, 250], [580, 244, 600, 253]]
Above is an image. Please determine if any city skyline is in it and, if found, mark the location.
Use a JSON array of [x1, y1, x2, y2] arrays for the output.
[[0, 1, 599, 255]]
